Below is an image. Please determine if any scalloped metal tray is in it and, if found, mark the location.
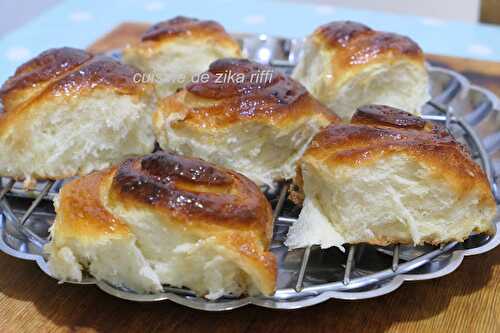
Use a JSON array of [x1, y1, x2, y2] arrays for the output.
[[1, 34, 499, 311]]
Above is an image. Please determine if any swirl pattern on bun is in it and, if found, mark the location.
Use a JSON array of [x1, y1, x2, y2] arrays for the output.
[[286, 105, 496, 250], [292, 21, 430, 121], [123, 16, 242, 97], [153, 58, 339, 186], [46, 151, 276, 298], [0, 47, 156, 183]]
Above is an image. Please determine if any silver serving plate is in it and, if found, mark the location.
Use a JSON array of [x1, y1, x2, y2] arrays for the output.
[[1, 34, 499, 311]]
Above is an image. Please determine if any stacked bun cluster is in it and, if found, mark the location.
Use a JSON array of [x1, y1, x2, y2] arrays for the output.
[[0, 16, 495, 299]]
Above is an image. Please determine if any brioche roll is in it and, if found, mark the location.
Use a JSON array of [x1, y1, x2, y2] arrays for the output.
[[292, 21, 430, 121], [123, 16, 242, 97], [46, 151, 276, 299], [286, 105, 496, 249], [153, 58, 339, 186], [0, 47, 156, 183]]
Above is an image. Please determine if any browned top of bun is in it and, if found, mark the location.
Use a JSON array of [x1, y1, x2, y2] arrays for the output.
[[142, 16, 228, 42], [351, 104, 449, 136], [309, 124, 458, 162], [109, 151, 274, 242], [0, 47, 151, 132], [49, 56, 143, 95], [126, 16, 241, 56], [312, 20, 424, 67], [316, 21, 373, 48], [0, 47, 147, 112], [303, 106, 493, 203], [159, 58, 339, 128], [187, 58, 305, 104], [0, 48, 91, 102], [352, 104, 427, 129]]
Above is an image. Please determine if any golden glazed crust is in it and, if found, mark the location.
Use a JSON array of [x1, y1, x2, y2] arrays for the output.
[[351, 104, 428, 129], [156, 58, 339, 129], [313, 21, 424, 72], [0, 48, 146, 111], [126, 16, 241, 56], [0, 47, 152, 135], [54, 169, 131, 242], [0, 47, 92, 111], [143, 16, 230, 42]]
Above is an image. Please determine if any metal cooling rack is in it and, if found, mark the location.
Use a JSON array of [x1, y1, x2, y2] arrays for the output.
[[1, 34, 499, 311]]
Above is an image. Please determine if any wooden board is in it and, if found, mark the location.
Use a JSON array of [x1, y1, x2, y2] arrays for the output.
[[0, 23, 499, 333]]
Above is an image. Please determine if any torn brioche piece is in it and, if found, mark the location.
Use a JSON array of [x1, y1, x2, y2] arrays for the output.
[[285, 105, 496, 250], [292, 21, 430, 121], [153, 58, 339, 186], [123, 16, 242, 97], [46, 151, 276, 299], [0, 47, 156, 183]]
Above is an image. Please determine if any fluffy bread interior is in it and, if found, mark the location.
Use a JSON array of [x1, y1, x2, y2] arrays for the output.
[[47, 236, 163, 293], [331, 62, 429, 121], [291, 40, 330, 105], [123, 41, 241, 97], [154, 111, 325, 186], [105, 204, 259, 299], [0, 90, 155, 180], [47, 209, 262, 299], [285, 154, 495, 249]]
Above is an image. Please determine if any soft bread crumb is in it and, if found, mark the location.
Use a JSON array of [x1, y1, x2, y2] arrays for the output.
[[104, 207, 254, 298], [285, 197, 346, 251], [286, 154, 495, 249], [155, 112, 325, 187], [46, 236, 163, 293], [292, 39, 430, 121], [48, 246, 83, 281], [46, 181, 265, 298], [123, 41, 241, 97], [0, 90, 155, 180]]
